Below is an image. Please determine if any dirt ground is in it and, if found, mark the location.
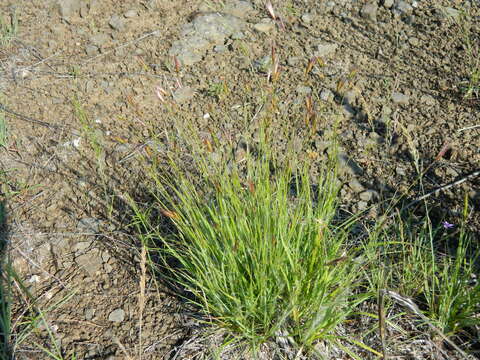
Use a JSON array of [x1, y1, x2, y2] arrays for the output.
[[1, 0, 479, 358]]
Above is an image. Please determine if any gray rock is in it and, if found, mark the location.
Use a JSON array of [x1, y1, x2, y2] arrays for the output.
[[124, 9, 137, 18], [58, 0, 81, 17], [357, 201, 369, 211], [360, 3, 378, 22], [77, 217, 102, 234], [360, 190, 379, 202], [76, 249, 103, 276], [85, 308, 95, 321], [408, 37, 419, 46], [383, 0, 394, 8], [314, 42, 338, 58], [109, 14, 125, 31], [85, 45, 99, 56], [74, 241, 91, 253], [442, 7, 461, 20], [169, 12, 245, 65], [108, 308, 125, 323], [287, 56, 301, 66], [296, 85, 312, 95], [320, 89, 334, 102], [338, 153, 364, 176], [394, 1, 413, 14], [420, 94, 435, 106], [214, 44, 228, 53], [301, 13, 314, 23], [224, 0, 254, 18], [396, 166, 406, 176], [90, 33, 110, 47], [253, 55, 272, 73], [253, 19, 275, 33], [348, 178, 365, 193], [173, 86, 195, 103], [392, 92, 409, 105]]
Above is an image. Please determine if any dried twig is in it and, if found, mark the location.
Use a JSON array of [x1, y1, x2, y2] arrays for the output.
[[402, 168, 480, 211]]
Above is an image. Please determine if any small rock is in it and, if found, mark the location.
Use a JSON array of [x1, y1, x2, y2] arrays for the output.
[[74, 241, 91, 253], [214, 44, 227, 53], [287, 56, 301, 66], [392, 92, 409, 105], [394, 1, 413, 14], [408, 37, 419, 46], [85, 45, 99, 56], [396, 166, 406, 176], [314, 42, 338, 58], [348, 178, 365, 193], [253, 55, 272, 72], [85, 308, 95, 320], [224, 0, 254, 18], [108, 308, 125, 323], [79, 3, 89, 18], [357, 201, 369, 211], [109, 14, 125, 31], [320, 89, 334, 102], [77, 217, 102, 234], [90, 33, 110, 47], [173, 87, 195, 103], [124, 9, 137, 18], [360, 3, 378, 22], [296, 85, 312, 95], [253, 19, 275, 33], [76, 249, 103, 276], [104, 263, 114, 273], [301, 13, 314, 23], [338, 153, 364, 176], [58, 0, 81, 17], [420, 94, 435, 106], [359, 190, 378, 202], [383, 0, 394, 8], [443, 7, 461, 20]]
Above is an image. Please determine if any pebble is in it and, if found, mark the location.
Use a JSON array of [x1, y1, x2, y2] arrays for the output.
[[320, 89, 334, 102], [214, 44, 228, 53], [253, 19, 275, 33], [108, 308, 125, 323], [314, 42, 338, 58], [348, 178, 365, 193], [394, 1, 413, 14], [296, 85, 312, 95], [58, 0, 81, 17], [408, 37, 419, 46], [76, 249, 103, 276], [85, 308, 95, 321], [173, 86, 195, 103], [396, 166, 406, 176], [357, 201, 369, 212], [85, 45, 99, 56], [359, 190, 378, 202], [301, 13, 314, 24], [224, 0, 254, 19], [77, 217, 102, 234], [392, 92, 409, 105], [90, 33, 110, 47], [360, 3, 378, 22], [420, 94, 435, 106], [383, 0, 394, 8], [443, 7, 461, 20], [109, 14, 125, 31], [338, 153, 364, 176], [124, 9, 137, 18]]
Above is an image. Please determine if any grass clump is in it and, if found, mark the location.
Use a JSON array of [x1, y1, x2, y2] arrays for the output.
[[135, 128, 366, 354]]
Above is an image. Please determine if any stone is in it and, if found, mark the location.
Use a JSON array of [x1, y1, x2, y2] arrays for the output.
[[360, 3, 378, 22], [90, 33, 110, 47], [213, 44, 227, 53], [320, 89, 334, 102], [301, 13, 314, 24], [253, 19, 275, 33], [442, 7, 461, 20], [296, 85, 312, 95], [77, 217, 102, 234], [338, 153, 364, 176], [383, 0, 394, 8], [108, 308, 125, 323], [314, 42, 338, 58], [408, 37, 419, 46], [348, 178, 365, 193], [359, 190, 378, 202], [58, 0, 81, 17], [394, 1, 413, 14], [85, 308, 95, 320], [109, 14, 125, 31], [124, 9, 137, 18], [392, 92, 409, 105], [420, 94, 435, 106], [76, 249, 103, 276], [173, 87, 195, 103], [85, 45, 99, 56], [224, 0, 254, 18]]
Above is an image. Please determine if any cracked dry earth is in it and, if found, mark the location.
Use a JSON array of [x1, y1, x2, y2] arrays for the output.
[[1, 0, 479, 359]]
